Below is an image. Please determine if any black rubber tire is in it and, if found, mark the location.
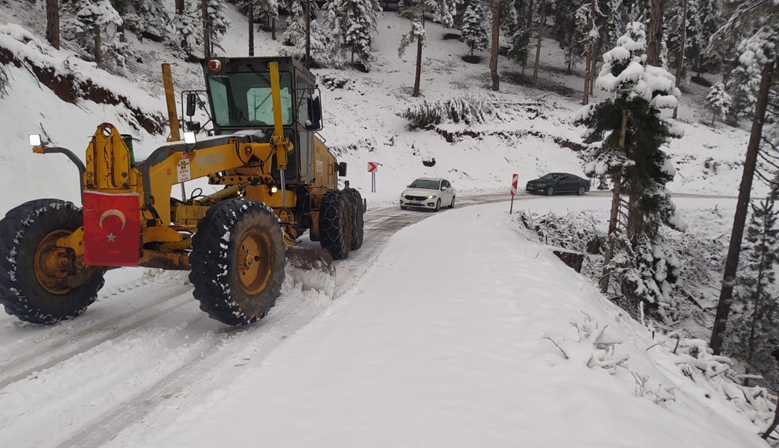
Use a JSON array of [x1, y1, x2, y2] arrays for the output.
[[546, 187, 554, 196], [343, 188, 364, 250], [319, 190, 353, 260], [434, 199, 441, 212], [577, 186, 586, 196], [189, 198, 286, 326], [0, 199, 105, 324], [449, 196, 456, 209]]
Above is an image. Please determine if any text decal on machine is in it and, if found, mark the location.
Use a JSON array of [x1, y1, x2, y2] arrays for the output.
[[177, 152, 191, 183]]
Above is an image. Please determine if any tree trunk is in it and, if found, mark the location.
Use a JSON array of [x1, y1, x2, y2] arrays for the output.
[[202, 0, 210, 57], [710, 61, 776, 355], [590, 40, 598, 95], [176, 0, 184, 14], [248, 0, 255, 56], [272, 18, 276, 41], [305, 0, 311, 69], [351, 45, 355, 65], [764, 396, 779, 439], [527, 0, 534, 30], [46, 0, 59, 50], [490, 0, 501, 92], [413, 31, 423, 97], [582, 0, 595, 105], [672, 0, 687, 120], [532, 0, 546, 87], [647, 0, 665, 66], [712, 112, 716, 126], [601, 175, 622, 293], [93, 24, 101, 66], [601, 111, 628, 293]]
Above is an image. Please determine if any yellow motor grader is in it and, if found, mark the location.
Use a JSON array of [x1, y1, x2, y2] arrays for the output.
[[0, 57, 364, 326]]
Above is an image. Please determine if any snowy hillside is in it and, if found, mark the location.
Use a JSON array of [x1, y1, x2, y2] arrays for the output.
[[0, 0, 756, 215]]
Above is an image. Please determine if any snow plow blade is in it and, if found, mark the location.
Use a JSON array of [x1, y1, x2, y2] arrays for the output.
[[285, 246, 336, 295], [286, 246, 336, 275]]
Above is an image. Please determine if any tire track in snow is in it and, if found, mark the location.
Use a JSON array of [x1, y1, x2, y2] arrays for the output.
[[51, 194, 515, 448], [0, 284, 192, 389]]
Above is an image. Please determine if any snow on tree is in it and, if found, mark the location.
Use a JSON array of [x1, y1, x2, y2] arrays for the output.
[[695, 0, 722, 74], [552, 0, 587, 72], [704, 82, 732, 125], [573, 22, 685, 316], [726, 39, 764, 120], [398, 0, 457, 96], [173, 0, 203, 57], [505, 0, 533, 67], [665, 0, 702, 82], [283, 0, 307, 46], [125, 0, 171, 41], [726, 195, 779, 388], [65, 0, 123, 65], [460, 2, 488, 56], [206, 0, 230, 54], [328, 0, 381, 65]]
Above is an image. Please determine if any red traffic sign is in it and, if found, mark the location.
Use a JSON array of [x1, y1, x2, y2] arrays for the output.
[[368, 162, 378, 173], [510, 173, 518, 196]]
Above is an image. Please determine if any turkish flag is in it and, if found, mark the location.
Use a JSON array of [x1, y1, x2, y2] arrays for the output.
[[83, 191, 141, 267]]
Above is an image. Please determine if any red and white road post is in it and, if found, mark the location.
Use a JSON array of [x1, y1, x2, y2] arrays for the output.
[[368, 162, 378, 192], [510, 173, 518, 214]]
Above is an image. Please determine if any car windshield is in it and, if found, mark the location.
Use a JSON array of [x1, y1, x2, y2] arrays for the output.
[[408, 179, 440, 190], [539, 173, 562, 180]]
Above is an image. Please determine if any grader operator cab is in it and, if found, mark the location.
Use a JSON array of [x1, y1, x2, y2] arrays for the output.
[[0, 57, 364, 326]]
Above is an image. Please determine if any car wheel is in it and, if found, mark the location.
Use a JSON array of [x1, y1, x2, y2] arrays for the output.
[[434, 199, 441, 212], [546, 187, 554, 196], [577, 186, 585, 196], [449, 196, 455, 209]]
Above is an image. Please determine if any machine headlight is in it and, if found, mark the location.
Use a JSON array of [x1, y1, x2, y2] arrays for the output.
[[29, 134, 43, 147], [427, 194, 436, 199], [270, 185, 279, 194], [402, 193, 407, 198]]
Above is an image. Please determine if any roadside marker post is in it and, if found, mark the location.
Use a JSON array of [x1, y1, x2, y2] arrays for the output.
[[368, 162, 378, 192], [510, 173, 518, 214]]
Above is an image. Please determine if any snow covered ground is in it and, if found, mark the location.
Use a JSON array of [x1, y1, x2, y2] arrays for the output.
[[0, 1, 772, 446]]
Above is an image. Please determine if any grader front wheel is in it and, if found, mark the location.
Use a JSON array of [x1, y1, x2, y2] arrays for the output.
[[189, 199, 286, 326], [0, 199, 105, 324]]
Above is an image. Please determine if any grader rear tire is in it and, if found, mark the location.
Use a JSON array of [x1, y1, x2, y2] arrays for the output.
[[189, 199, 286, 326], [344, 188, 364, 250], [319, 190, 353, 260], [0, 199, 105, 324]]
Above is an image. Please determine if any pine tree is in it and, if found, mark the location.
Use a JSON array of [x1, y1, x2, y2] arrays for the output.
[[506, 0, 533, 67], [574, 22, 685, 314], [727, 46, 763, 120], [665, 0, 702, 82], [205, 0, 230, 55], [461, 2, 489, 56], [126, 0, 171, 42], [283, 0, 307, 46], [704, 82, 732, 125], [331, 0, 381, 65], [68, 0, 123, 65], [174, 0, 203, 57], [695, 0, 721, 74], [727, 196, 779, 388], [398, 0, 457, 97]]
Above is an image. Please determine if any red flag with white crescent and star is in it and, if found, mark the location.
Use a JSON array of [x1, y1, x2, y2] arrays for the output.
[[83, 191, 140, 267]]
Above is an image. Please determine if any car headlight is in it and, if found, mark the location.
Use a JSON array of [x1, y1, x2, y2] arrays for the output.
[[427, 194, 436, 199], [402, 193, 406, 198]]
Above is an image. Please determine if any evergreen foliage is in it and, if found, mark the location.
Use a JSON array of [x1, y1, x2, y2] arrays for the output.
[[399, 96, 500, 127], [704, 82, 732, 125], [174, 0, 203, 57], [460, 2, 489, 55], [206, 0, 230, 54], [665, 0, 702, 81]]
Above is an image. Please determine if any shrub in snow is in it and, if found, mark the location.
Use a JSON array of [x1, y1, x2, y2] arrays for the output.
[[0, 62, 7, 97], [725, 196, 779, 389], [281, 19, 345, 68], [460, 2, 488, 56], [544, 316, 629, 375], [399, 96, 501, 128], [123, 0, 171, 42], [704, 82, 732, 125]]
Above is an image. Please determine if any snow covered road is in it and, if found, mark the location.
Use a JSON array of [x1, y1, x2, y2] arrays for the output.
[[0, 192, 761, 448], [0, 192, 517, 448]]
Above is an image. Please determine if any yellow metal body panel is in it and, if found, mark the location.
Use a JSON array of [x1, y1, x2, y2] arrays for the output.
[[312, 136, 335, 193], [84, 124, 138, 192]]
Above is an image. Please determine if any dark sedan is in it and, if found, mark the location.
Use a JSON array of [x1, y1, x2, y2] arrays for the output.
[[526, 173, 591, 196]]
